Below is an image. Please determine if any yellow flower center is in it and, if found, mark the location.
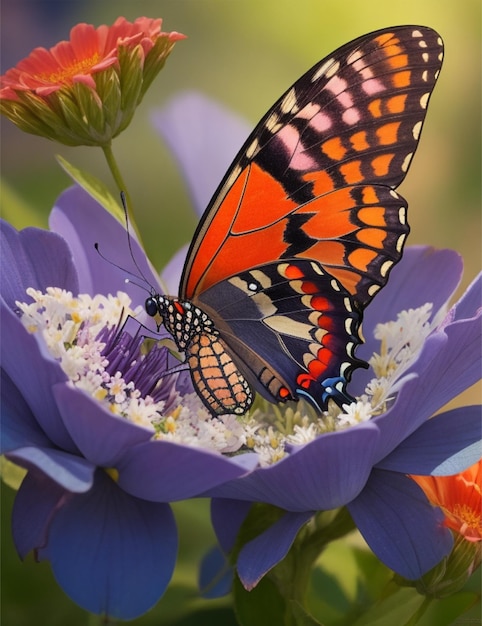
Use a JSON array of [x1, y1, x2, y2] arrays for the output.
[[450, 503, 482, 537], [38, 53, 101, 85]]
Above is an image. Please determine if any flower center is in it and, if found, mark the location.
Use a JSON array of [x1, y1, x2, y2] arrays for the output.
[[450, 503, 482, 538], [37, 53, 101, 85], [16, 287, 247, 454]]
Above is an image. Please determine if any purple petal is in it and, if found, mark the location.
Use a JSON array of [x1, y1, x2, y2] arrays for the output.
[[152, 91, 251, 215], [205, 422, 379, 511], [53, 382, 153, 467], [39, 471, 178, 619], [1, 303, 77, 452], [237, 511, 313, 589], [117, 440, 259, 502], [449, 272, 481, 323], [211, 498, 252, 553], [0, 218, 78, 312], [49, 186, 161, 301], [352, 247, 463, 394], [199, 546, 233, 598], [366, 246, 462, 332], [373, 311, 481, 461], [7, 447, 94, 493], [159, 244, 188, 295], [12, 469, 70, 559], [378, 405, 482, 475], [348, 469, 453, 579], [1, 368, 52, 451]]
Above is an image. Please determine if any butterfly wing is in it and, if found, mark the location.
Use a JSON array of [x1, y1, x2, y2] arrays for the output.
[[195, 259, 365, 411], [180, 26, 443, 307]]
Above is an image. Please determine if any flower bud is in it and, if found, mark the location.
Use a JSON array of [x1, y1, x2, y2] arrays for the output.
[[0, 17, 185, 146]]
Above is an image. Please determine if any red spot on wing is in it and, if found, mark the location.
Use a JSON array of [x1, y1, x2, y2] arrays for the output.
[[284, 264, 303, 279], [279, 387, 291, 399]]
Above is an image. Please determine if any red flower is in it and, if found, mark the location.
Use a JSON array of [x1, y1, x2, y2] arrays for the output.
[[0, 17, 185, 145], [412, 460, 482, 542]]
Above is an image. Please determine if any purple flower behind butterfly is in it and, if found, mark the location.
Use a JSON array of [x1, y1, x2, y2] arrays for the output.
[[0, 192, 258, 619], [153, 92, 482, 590]]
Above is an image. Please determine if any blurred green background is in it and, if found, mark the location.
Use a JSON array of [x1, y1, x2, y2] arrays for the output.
[[1, 0, 480, 624]]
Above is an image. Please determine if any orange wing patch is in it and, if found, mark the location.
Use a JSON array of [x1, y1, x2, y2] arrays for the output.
[[185, 163, 295, 296]]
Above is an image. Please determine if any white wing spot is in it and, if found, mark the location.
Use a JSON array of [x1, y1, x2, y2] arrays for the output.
[[312, 58, 336, 82], [412, 120, 422, 140], [418, 40, 428, 48], [345, 318, 353, 334], [420, 92, 430, 109], [343, 296, 353, 312], [396, 233, 407, 252], [265, 111, 280, 132], [380, 260, 393, 277], [398, 206, 407, 225], [246, 138, 259, 158], [325, 60, 341, 78], [280, 88, 298, 114], [223, 165, 242, 190], [401, 152, 413, 172], [346, 50, 363, 65], [310, 262, 324, 275], [412, 29, 423, 38], [340, 362, 351, 377]]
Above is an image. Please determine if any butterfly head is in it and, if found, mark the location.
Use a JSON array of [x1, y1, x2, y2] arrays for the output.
[[145, 294, 215, 352]]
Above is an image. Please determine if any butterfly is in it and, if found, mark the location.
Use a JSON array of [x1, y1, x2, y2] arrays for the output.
[[146, 25, 444, 416]]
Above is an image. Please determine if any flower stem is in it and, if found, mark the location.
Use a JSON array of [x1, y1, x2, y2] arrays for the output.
[[402, 596, 433, 626], [101, 142, 139, 237]]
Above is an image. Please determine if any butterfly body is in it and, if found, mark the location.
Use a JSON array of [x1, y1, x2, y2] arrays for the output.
[[148, 26, 444, 415]]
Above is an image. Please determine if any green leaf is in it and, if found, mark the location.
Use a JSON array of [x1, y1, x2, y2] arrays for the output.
[[308, 537, 393, 624], [0, 457, 27, 491], [350, 588, 424, 626], [56, 154, 124, 222], [416, 591, 480, 626], [233, 575, 286, 626], [288, 600, 324, 625]]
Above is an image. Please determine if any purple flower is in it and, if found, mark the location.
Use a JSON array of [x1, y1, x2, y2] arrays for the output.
[[153, 93, 482, 589], [201, 249, 481, 589], [0, 188, 259, 619]]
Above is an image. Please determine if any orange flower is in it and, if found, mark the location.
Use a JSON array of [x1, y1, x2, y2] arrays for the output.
[[0, 17, 185, 146], [407, 460, 482, 597], [411, 460, 482, 542]]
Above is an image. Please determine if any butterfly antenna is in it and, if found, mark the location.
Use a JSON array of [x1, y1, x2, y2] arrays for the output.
[[93, 242, 152, 295], [120, 191, 156, 293]]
